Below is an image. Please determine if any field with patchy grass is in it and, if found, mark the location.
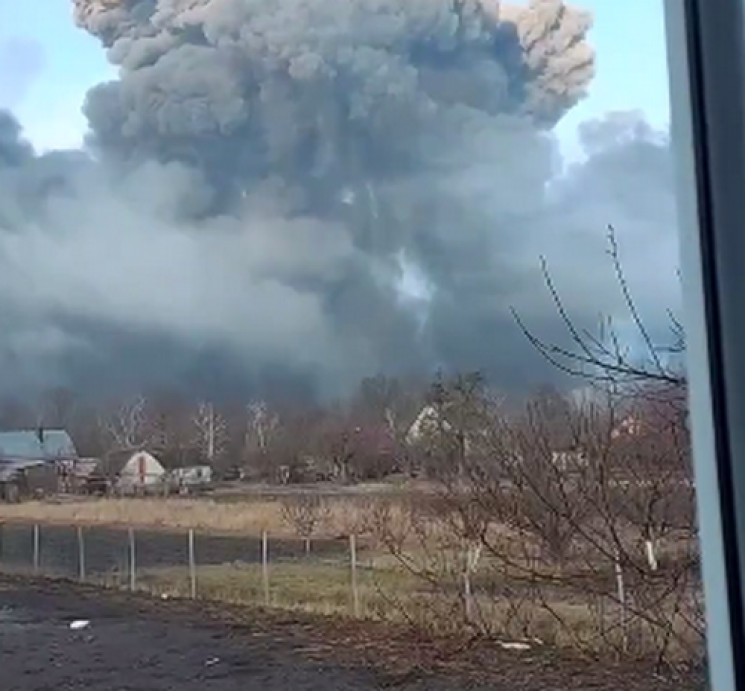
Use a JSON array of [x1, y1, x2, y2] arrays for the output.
[[0, 492, 704, 674], [2, 574, 701, 691], [0, 494, 385, 537]]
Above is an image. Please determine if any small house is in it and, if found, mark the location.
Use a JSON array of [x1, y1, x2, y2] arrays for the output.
[[405, 404, 453, 446], [0, 428, 77, 463], [0, 459, 59, 502], [550, 449, 589, 472], [116, 451, 166, 495], [405, 403, 475, 475], [58, 458, 107, 494], [0, 428, 77, 501], [169, 465, 213, 493]]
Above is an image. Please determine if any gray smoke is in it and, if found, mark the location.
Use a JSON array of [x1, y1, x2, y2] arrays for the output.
[[0, 0, 677, 401]]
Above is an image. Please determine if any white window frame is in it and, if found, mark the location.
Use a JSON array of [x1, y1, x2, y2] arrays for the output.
[[665, 2, 745, 689]]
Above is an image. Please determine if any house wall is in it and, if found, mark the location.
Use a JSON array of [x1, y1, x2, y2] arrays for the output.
[[171, 465, 213, 485], [23, 464, 60, 497], [0, 463, 59, 501], [118, 452, 166, 492]]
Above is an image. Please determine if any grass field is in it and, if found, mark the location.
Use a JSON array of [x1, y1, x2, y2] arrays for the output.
[[121, 559, 652, 654], [0, 495, 371, 537], [0, 493, 704, 664]]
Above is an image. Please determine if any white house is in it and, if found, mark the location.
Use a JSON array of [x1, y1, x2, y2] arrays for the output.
[[117, 451, 166, 493], [405, 404, 453, 446], [170, 465, 213, 487]]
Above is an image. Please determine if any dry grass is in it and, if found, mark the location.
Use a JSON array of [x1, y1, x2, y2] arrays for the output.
[[0, 494, 702, 662], [0, 497, 288, 536], [130, 561, 415, 619], [99, 559, 690, 658], [0, 495, 404, 539]]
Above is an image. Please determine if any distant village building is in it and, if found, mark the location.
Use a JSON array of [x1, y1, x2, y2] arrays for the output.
[[0, 460, 58, 502], [96, 446, 216, 496], [116, 451, 167, 494], [59, 458, 106, 495], [402, 403, 476, 478], [611, 415, 644, 439], [169, 465, 213, 492], [550, 450, 589, 472], [0, 428, 77, 463], [405, 404, 453, 446], [0, 428, 78, 501]]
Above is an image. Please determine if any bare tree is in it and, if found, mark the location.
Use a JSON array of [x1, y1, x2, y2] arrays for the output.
[[192, 401, 228, 464], [312, 408, 362, 484], [512, 224, 685, 390], [366, 226, 700, 666], [246, 401, 279, 454], [99, 395, 152, 451], [495, 224, 701, 665], [280, 494, 331, 554]]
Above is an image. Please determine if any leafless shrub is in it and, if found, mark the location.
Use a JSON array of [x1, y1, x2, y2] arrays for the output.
[[495, 225, 702, 668], [99, 395, 151, 451], [279, 494, 331, 553], [364, 227, 702, 669]]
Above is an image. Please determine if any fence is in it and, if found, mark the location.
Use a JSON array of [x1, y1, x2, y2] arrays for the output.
[[0, 522, 369, 618], [0, 520, 706, 664]]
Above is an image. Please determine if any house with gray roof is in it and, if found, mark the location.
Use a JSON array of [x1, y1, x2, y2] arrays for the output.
[[0, 429, 77, 501], [0, 429, 77, 462]]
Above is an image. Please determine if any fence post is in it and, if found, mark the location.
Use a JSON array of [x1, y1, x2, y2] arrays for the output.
[[33, 524, 40, 574], [261, 530, 270, 606], [350, 534, 360, 618], [77, 526, 86, 582], [128, 527, 136, 592], [188, 529, 197, 599], [614, 550, 628, 655]]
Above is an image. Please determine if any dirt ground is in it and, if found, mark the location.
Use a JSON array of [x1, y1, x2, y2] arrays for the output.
[[0, 575, 704, 691]]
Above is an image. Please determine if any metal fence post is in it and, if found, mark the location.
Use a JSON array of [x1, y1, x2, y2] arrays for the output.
[[77, 526, 86, 582], [262, 530, 270, 606], [188, 529, 196, 599], [350, 534, 360, 618], [33, 524, 40, 574], [128, 527, 136, 592]]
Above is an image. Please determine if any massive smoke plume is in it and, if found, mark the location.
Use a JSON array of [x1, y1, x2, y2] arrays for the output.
[[0, 0, 677, 402]]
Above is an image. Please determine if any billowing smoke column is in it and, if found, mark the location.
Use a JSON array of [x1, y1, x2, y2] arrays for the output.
[[0, 0, 676, 401]]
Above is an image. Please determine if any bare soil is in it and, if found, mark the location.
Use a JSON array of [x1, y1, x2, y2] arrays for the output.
[[0, 575, 706, 691]]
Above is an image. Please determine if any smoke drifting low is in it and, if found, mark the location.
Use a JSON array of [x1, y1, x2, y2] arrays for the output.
[[0, 0, 677, 402]]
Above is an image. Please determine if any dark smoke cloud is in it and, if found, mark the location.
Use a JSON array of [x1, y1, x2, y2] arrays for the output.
[[0, 0, 677, 402]]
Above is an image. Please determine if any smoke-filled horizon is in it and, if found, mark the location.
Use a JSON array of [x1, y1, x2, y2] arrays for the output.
[[0, 0, 679, 403]]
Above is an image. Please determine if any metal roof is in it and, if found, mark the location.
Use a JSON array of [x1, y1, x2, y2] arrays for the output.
[[0, 429, 77, 462]]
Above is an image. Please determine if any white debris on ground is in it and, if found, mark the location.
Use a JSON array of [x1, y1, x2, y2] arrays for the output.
[[69, 620, 90, 631], [498, 640, 532, 651]]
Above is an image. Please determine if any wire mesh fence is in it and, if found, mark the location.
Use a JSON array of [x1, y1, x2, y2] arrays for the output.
[[0, 520, 705, 666], [0, 522, 378, 618]]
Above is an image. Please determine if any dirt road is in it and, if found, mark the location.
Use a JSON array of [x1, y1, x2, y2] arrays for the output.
[[0, 576, 702, 691], [0, 577, 489, 691], [0, 585, 377, 690]]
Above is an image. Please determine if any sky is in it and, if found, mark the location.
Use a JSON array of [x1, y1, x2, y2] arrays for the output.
[[554, 0, 671, 157], [0, 0, 672, 156], [0, 1, 115, 151]]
